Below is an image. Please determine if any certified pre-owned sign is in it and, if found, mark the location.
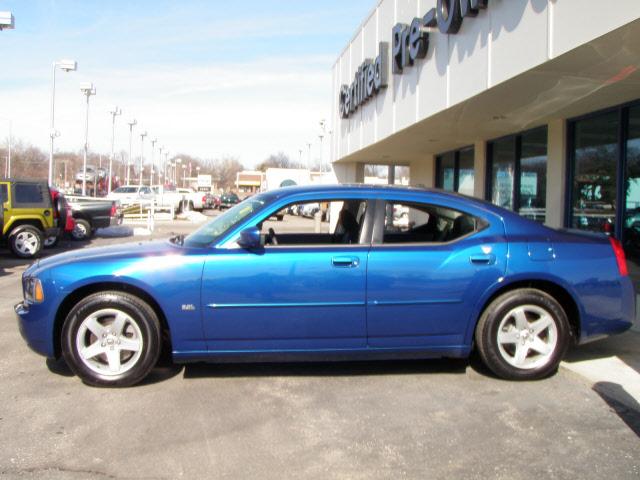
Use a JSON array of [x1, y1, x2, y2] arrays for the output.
[[339, 0, 488, 119]]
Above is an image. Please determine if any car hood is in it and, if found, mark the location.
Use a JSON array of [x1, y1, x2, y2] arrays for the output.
[[35, 239, 183, 272]]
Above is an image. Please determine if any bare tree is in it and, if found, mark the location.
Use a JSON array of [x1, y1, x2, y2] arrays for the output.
[[256, 152, 303, 171]]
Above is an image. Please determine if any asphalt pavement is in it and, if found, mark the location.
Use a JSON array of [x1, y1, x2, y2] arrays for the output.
[[0, 217, 638, 479]]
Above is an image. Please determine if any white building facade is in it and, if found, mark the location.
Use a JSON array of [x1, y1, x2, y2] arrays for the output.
[[331, 0, 640, 241]]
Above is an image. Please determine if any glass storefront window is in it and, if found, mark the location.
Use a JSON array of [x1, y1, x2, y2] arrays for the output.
[[570, 111, 618, 234], [436, 147, 474, 195], [624, 107, 640, 279], [488, 128, 548, 222], [519, 128, 548, 222], [458, 148, 475, 196], [437, 152, 455, 192], [489, 136, 516, 211]]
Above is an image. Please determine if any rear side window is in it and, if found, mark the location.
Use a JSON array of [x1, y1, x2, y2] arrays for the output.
[[13, 183, 45, 206], [382, 201, 483, 244], [0, 184, 7, 203]]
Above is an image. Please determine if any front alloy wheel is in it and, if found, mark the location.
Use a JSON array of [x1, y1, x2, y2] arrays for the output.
[[475, 288, 570, 380], [62, 291, 161, 387], [9, 226, 43, 258]]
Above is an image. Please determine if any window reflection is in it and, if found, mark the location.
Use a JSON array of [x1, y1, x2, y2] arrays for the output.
[[490, 137, 516, 210], [519, 128, 548, 222], [571, 111, 618, 234]]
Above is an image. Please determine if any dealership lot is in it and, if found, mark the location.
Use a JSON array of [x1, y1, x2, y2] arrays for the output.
[[0, 218, 639, 479]]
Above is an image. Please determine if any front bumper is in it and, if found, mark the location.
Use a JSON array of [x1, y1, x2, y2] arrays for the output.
[[15, 301, 55, 358]]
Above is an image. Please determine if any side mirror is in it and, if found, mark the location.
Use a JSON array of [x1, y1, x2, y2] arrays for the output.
[[238, 226, 261, 249]]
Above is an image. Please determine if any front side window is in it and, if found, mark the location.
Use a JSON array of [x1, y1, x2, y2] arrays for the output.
[[259, 199, 368, 246], [185, 194, 269, 247], [382, 201, 481, 244]]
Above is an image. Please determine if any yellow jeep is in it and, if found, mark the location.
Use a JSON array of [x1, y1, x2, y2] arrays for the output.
[[0, 179, 59, 258]]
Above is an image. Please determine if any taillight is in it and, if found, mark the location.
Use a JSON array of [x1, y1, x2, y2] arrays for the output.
[[110, 202, 117, 217], [609, 237, 628, 276], [603, 222, 613, 234], [202, 195, 207, 203]]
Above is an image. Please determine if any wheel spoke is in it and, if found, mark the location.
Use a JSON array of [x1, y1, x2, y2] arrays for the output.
[[513, 308, 529, 330], [513, 343, 529, 366], [530, 315, 553, 335], [105, 348, 121, 372], [530, 337, 551, 355], [81, 340, 105, 360], [119, 337, 141, 352], [85, 316, 106, 338], [111, 313, 127, 335], [498, 329, 519, 344]]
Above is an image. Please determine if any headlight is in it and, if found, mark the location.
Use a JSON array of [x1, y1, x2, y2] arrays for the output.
[[23, 277, 44, 303]]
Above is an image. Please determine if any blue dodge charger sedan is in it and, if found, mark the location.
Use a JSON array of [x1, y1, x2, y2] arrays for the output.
[[16, 185, 635, 387]]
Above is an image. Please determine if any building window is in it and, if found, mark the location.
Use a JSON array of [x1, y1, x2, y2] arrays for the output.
[[487, 127, 548, 223], [436, 147, 474, 196], [568, 101, 640, 256]]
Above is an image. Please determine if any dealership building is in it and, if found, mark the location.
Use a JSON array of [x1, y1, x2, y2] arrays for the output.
[[331, 0, 640, 284]]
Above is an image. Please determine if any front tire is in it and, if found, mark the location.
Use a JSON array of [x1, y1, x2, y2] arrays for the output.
[[9, 225, 43, 258], [61, 291, 162, 387], [475, 288, 571, 380]]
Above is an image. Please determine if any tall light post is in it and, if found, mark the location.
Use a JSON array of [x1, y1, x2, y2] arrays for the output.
[[150, 138, 157, 186], [80, 82, 96, 196], [108, 106, 122, 194], [1, 118, 11, 178], [138, 131, 147, 186], [182, 165, 187, 188], [319, 119, 326, 173], [165, 151, 169, 184], [175, 158, 182, 187], [158, 146, 164, 184], [49, 59, 77, 186], [306, 142, 312, 170], [126, 119, 137, 185]]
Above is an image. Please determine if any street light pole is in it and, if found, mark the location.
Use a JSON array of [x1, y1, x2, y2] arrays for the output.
[[306, 142, 312, 170], [80, 82, 96, 196], [319, 119, 326, 174], [150, 138, 157, 186], [48, 59, 77, 187], [138, 131, 147, 186], [126, 119, 137, 185], [108, 106, 122, 194]]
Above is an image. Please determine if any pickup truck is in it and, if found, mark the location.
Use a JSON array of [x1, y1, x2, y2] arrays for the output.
[[65, 195, 123, 240], [152, 185, 208, 212]]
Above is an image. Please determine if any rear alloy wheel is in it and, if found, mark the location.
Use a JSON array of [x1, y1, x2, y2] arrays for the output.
[[71, 219, 91, 240], [62, 291, 161, 387], [44, 235, 59, 248], [9, 226, 43, 258], [475, 288, 571, 380]]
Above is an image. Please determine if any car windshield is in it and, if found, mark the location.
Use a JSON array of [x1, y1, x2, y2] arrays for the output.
[[113, 187, 138, 193], [184, 194, 269, 247]]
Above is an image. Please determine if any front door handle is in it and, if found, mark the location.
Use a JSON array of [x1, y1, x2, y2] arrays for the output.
[[469, 254, 496, 265], [332, 256, 360, 268]]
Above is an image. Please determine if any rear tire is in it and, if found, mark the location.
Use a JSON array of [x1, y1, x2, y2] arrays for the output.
[[71, 219, 91, 240], [9, 225, 43, 258], [475, 288, 571, 380], [61, 291, 162, 387]]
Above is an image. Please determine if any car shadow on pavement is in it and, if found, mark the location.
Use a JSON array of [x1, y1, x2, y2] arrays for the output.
[[593, 381, 640, 437], [182, 357, 472, 380], [0, 239, 89, 269], [46, 357, 185, 386]]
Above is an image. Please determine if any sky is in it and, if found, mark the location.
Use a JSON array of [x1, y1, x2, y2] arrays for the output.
[[0, 0, 373, 167]]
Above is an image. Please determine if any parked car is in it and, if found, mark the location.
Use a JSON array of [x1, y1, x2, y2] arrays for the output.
[[75, 165, 98, 184], [219, 191, 240, 209], [0, 179, 59, 258], [44, 188, 76, 247], [65, 195, 123, 240], [205, 193, 220, 210], [106, 185, 154, 206], [152, 185, 206, 212], [16, 185, 634, 387]]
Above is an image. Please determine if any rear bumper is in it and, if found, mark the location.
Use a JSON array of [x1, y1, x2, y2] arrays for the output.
[[44, 227, 60, 238]]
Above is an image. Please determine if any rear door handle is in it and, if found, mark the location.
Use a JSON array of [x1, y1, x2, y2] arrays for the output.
[[332, 256, 360, 268], [469, 254, 496, 265]]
